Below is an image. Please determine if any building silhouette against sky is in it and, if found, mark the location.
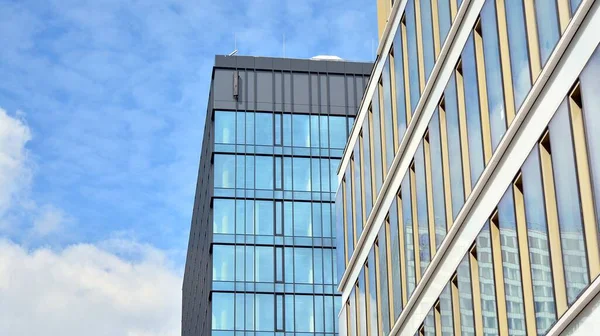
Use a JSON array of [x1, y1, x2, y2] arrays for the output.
[[182, 55, 372, 335], [337, 0, 600, 335]]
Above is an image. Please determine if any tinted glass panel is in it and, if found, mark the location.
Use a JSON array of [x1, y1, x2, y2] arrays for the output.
[[406, 0, 421, 113], [505, 0, 531, 110], [215, 111, 236, 144], [444, 75, 465, 218], [535, 0, 560, 66]]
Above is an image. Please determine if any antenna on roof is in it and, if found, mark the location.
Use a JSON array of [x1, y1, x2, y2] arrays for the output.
[[228, 50, 238, 56]]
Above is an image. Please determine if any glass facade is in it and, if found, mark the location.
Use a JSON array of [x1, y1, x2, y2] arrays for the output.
[[339, 1, 597, 335]]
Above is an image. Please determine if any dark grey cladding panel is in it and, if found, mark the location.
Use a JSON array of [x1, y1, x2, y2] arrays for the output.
[[236, 56, 255, 68], [254, 57, 274, 69], [344, 61, 365, 74], [212, 69, 235, 103], [326, 60, 345, 73], [272, 57, 292, 70], [309, 60, 328, 72], [290, 59, 309, 72], [214, 55, 236, 68], [363, 62, 374, 74]]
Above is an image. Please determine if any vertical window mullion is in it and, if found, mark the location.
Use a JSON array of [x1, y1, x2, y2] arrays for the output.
[[434, 300, 442, 336], [455, 62, 472, 196], [414, 0, 426, 93], [374, 240, 384, 335], [397, 191, 409, 306], [557, 0, 571, 33], [342, 179, 349, 264], [523, 0, 542, 80], [385, 217, 396, 323], [449, 0, 458, 21], [469, 244, 484, 336], [389, 50, 400, 149], [570, 83, 600, 278], [378, 80, 388, 176], [474, 19, 493, 164], [538, 131, 568, 316], [368, 108, 378, 202], [513, 175, 537, 335], [494, 0, 516, 124], [451, 273, 462, 335], [424, 131, 437, 256], [438, 101, 454, 231], [401, 17, 413, 125], [490, 210, 509, 335], [359, 134, 368, 226], [350, 156, 358, 246], [431, 0, 442, 58]]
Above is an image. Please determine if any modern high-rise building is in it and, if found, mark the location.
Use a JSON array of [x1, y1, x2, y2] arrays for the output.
[[182, 55, 372, 336], [336, 0, 600, 335]]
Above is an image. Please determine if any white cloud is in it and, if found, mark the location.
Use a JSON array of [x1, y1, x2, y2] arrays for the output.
[[0, 108, 32, 218], [31, 204, 68, 237], [0, 238, 182, 336]]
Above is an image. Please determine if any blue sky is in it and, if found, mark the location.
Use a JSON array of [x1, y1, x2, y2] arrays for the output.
[[0, 0, 376, 334]]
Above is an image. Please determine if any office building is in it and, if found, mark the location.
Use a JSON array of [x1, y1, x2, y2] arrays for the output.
[[182, 55, 372, 335], [336, 0, 600, 335]]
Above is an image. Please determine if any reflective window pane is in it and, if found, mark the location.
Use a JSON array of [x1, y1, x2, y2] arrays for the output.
[[393, 32, 408, 141], [295, 295, 315, 332], [215, 111, 236, 144], [382, 60, 396, 169], [353, 143, 364, 237], [437, 0, 452, 47], [420, 0, 435, 80], [477, 224, 499, 334], [444, 74, 465, 218], [481, 0, 507, 151], [292, 114, 310, 147], [377, 228, 391, 334], [212, 292, 234, 330], [505, 0, 531, 110], [389, 197, 403, 319], [214, 154, 236, 188], [213, 199, 235, 234], [415, 142, 431, 273], [367, 249, 379, 336], [255, 200, 274, 235], [522, 146, 557, 334], [294, 248, 314, 284], [213, 245, 235, 281], [406, 0, 421, 113], [256, 246, 274, 283], [255, 112, 273, 146], [401, 174, 416, 295], [330, 116, 348, 149], [372, 90, 385, 192], [362, 117, 374, 213], [549, 101, 589, 303], [457, 257, 475, 335], [534, 0, 560, 66], [429, 111, 447, 247]]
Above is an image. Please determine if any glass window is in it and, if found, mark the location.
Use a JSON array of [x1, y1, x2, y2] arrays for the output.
[[362, 119, 374, 213], [420, 0, 435, 80], [437, 0, 452, 47], [345, 167, 355, 257], [285, 295, 294, 332], [245, 293, 255, 330], [235, 293, 244, 330], [406, 0, 421, 113], [213, 199, 235, 234], [462, 34, 485, 185], [294, 202, 313, 237], [213, 245, 235, 281], [330, 159, 339, 193], [215, 111, 236, 144], [212, 292, 234, 330], [505, 0, 531, 110], [324, 295, 335, 332], [481, 0, 507, 151], [580, 47, 600, 236], [294, 248, 314, 284], [320, 115, 330, 148], [315, 295, 324, 332], [255, 156, 273, 190], [389, 197, 403, 319], [245, 155, 254, 189], [245, 199, 254, 234], [235, 201, 244, 235], [401, 174, 416, 295], [444, 75, 465, 218], [236, 111, 245, 144], [275, 113, 282, 146], [310, 115, 320, 148], [277, 294, 285, 331], [255, 112, 273, 146], [314, 248, 323, 284], [312, 156, 321, 192], [256, 294, 274, 331], [312, 202, 323, 238], [377, 229, 391, 334], [324, 248, 334, 285], [534, 0, 560, 66], [372, 93, 384, 192], [393, 33, 408, 141], [283, 114, 292, 146], [353, 144, 364, 237], [256, 246, 274, 283], [549, 101, 589, 304], [570, 0, 582, 15], [429, 111, 447, 247], [245, 112, 255, 145], [295, 295, 315, 332], [382, 60, 396, 169], [336, 185, 346, 277], [245, 245, 255, 281], [457, 257, 475, 335], [522, 146, 557, 334], [498, 187, 526, 335], [235, 246, 244, 281], [214, 154, 236, 188], [292, 114, 311, 147], [367, 250, 379, 336], [477, 224, 499, 334], [321, 158, 331, 193], [348, 291, 357, 336], [293, 157, 311, 191], [276, 247, 284, 282], [235, 155, 245, 188], [358, 270, 368, 335], [415, 143, 431, 274], [330, 116, 348, 149], [255, 200, 274, 235], [439, 285, 454, 335]]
